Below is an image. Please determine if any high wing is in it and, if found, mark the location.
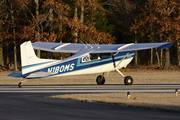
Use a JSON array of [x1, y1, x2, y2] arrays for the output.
[[32, 42, 173, 53], [90, 42, 173, 53], [32, 42, 85, 53]]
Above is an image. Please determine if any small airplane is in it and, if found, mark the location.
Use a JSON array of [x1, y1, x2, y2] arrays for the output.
[[8, 41, 172, 87]]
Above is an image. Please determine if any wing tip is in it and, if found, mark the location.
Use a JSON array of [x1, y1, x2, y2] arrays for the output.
[[158, 42, 173, 50]]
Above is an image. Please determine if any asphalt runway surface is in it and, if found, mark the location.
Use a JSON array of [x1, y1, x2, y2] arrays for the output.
[[0, 84, 180, 120]]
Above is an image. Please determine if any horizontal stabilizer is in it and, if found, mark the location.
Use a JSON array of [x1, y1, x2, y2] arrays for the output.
[[25, 72, 54, 79], [7, 72, 22, 78]]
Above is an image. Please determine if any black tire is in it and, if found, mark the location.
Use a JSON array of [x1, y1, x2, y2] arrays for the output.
[[96, 75, 105, 85], [124, 76, 133, 85], [18, 82, 22, 88]]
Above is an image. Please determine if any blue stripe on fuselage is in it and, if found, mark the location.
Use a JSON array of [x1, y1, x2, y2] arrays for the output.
[[22, 61, 54, 70]]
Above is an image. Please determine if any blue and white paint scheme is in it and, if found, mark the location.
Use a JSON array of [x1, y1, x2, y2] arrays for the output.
[[8, 41, 172, 87]]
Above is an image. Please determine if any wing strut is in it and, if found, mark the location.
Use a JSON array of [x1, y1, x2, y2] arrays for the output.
[[113, 51, 130, 78], [115, 51, 130, 69], [113, 51, 133, 85]]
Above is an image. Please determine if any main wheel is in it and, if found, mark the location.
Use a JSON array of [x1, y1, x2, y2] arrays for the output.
[[124, 76, 133, 85], [96, 75, 105, 85]]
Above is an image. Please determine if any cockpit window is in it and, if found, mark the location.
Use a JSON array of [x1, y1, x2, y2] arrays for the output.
[[89, 53, 113, 60], [99, 53, 112, 59], [90, 53, 99, 60]]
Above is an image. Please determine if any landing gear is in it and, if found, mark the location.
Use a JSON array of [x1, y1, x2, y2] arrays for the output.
[[18, 82, 22, 88], [96, 71, 133, 85], [115, 68, 133, 85], [124, 76, 133, 85], [18, 79, 28, 88], [96, 75, 105, 85]]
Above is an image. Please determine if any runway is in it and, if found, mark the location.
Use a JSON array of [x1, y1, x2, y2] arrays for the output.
[[0, 84, 180, 93], [1, 84, 180, 120]]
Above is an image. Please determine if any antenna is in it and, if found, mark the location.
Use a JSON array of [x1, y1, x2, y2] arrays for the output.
[[85, 42, 93, 48], [92, 40, 100, 49], [79, 40, 87, 49]]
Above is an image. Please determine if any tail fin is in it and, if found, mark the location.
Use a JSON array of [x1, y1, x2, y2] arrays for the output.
[[21, 41, 55, 75], [21, 41, 39, 67]]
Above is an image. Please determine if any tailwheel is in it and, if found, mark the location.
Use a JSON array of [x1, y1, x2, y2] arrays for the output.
[[18, 79, 28, 88], [96, 75, 105, 85], [18, 82, 22, 88], [124, 76, 133, 85]]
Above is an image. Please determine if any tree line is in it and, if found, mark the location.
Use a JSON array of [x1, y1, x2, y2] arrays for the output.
[[0, 0, 179, 71]]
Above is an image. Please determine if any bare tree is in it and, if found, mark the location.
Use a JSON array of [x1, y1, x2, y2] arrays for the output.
[[8, 0, 17, 71], [0, 35, 4, 67], [74, 1, 78, 43], [177, 40, 180, 67], [35, 0, 41, 58]]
